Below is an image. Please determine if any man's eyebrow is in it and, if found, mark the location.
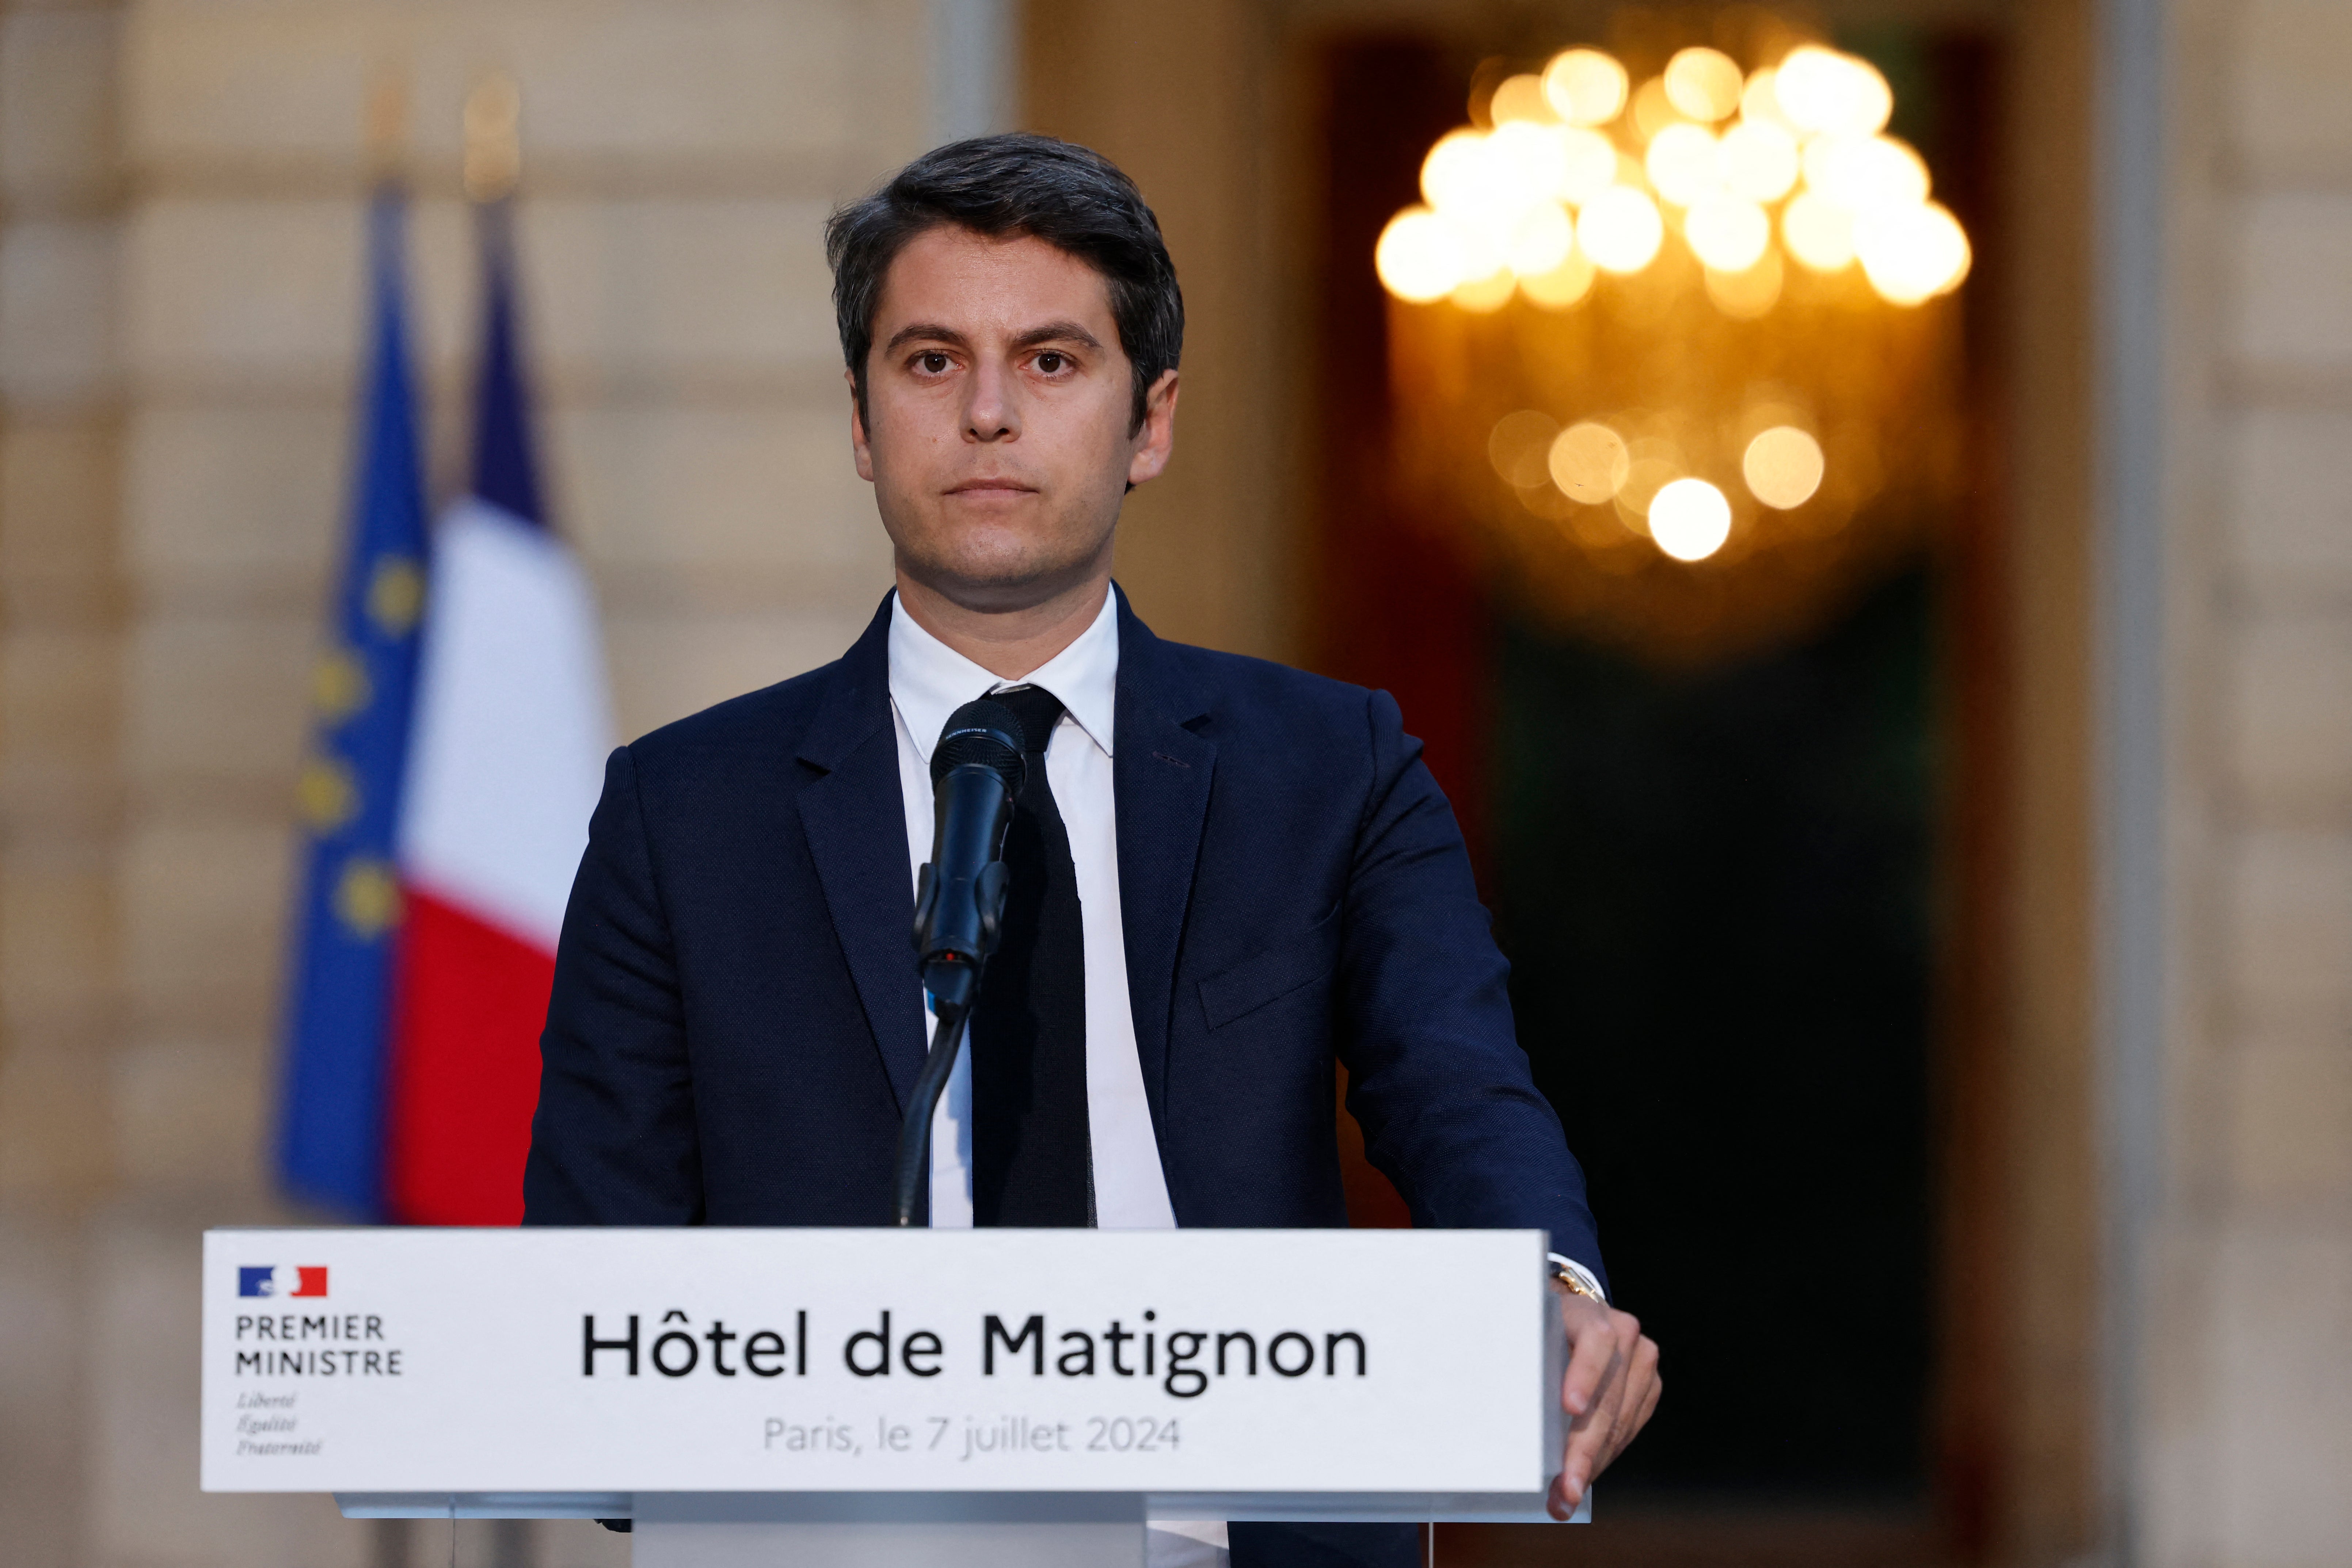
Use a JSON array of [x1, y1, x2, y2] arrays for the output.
[[883, 323, 973, 354], [1011, 320, 1104, 352], [879, 321, 1104, 356]]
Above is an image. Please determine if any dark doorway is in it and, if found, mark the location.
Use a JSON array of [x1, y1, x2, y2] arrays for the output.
[[1496, 567, 1936, 1498]]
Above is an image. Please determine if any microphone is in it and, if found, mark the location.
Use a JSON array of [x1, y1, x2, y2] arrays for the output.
[[912, 699, 1026, 1018], [895, 698, 1026, 1225]]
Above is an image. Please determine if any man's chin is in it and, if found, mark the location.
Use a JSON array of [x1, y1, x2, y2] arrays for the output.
[[898, 548, 1105, 615]]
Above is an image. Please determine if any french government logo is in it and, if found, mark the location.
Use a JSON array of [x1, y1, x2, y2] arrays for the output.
[[238, 1266, 327, 1298]]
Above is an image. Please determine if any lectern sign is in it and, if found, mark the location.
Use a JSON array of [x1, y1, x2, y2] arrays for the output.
[[201, 1228, 1559, 1497]]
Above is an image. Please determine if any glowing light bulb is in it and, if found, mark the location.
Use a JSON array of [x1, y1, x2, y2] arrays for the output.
[[1374, 206, 1466, 301], [1487, 120, 1569, 203], [1488, 73, 1557, 125], [1781, 190, 1857, 271], [1630, 76, 1683, 140], [1664, 47, 1745, 122], [1740, 66, 1797, 131], [1422, 130, 1500, 216], [1648, 478, 1733, 561], [1542, 49, 1629, 126], [1719, 120, 1799, 202], [1774, 46, 1893, 137], [1803, 134, 1930, 213], [1548, 421, 1631, 503], [1743, 426, 1826, 508], [1577, 186, 1664, 272], [1504, 201, 1576, 276], [1855, 201, 1970, 303], [1684, 194, 1770, 272], [1554, 127, 1621, 204], [1645, 122, 1722, 206]]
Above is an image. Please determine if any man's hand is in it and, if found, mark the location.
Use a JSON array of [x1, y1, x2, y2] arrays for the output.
[[1548, 1294, 1660, 1520]]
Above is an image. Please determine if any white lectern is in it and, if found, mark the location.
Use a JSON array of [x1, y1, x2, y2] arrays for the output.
[[203, 1228, 1577, 1563]]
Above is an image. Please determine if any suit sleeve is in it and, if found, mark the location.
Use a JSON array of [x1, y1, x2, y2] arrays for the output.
[[521, 745, 704, 1225], [1335, 689, 1607, 1291]]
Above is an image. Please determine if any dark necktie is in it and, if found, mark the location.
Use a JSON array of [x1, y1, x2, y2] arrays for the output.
[[968, 683, 1092, 1226]]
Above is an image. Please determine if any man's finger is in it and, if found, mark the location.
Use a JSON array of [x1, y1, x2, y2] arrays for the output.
[[1632, 1368, 1662, 1433], [1557, 1303, 1627, 1418], [1596, 1346, 1662, 1471], [1553, 1381, 1623, 1515], [1555, 1329, 1634, 1512]]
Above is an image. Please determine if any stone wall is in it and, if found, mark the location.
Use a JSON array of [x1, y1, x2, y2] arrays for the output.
[[0, 1, 944, 1562], [2151, 1, 2352, 1563]]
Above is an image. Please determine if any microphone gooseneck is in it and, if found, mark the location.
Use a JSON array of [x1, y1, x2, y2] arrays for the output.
[[893, 699, 1027, 1226]]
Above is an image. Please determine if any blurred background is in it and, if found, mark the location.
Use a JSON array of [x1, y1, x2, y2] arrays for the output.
[[0, 0, 2345, 1565]]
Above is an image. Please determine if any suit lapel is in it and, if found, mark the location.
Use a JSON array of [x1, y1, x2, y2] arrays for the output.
[[796, 596, 928, 1111], [1112, 594, 1215, 1139]]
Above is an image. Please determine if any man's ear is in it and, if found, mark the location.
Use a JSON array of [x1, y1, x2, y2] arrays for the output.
[[848, 365, 876, 483], [1126, 368, 1180, 488]]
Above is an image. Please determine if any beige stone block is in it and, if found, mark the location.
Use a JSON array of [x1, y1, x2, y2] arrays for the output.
[[1, 416, 119, 606], [520, 197, 837, 377], [126, 197, 393, 388], [2223, 827, 2352, 1036], [125, 403, 342, 603], [2212, 1224, 2352, 1563], [0, 218, 119, 406], [126, 193, 834, 388], [0, 1034, 112, 1199], [2232, 0, 2352, 171], [2227, 410, 2352, 594], [128, 0, 862, 169], [126, 614, 312, 785], [2227, 613, 2352, 814], [2232, 194, 2352, 372], [0, 855, 113, 1029], [0, 8, 118, 205], [121, 820, 291, 1030], [552, 400, 881, 573], [2230, 1040, 2352, 1202], [605, 607, 866, 740], [0, 1211, 83, 1568], [113, 1035, 268, 1192], [1, 625, 118, 777], [87, 1213, 369, 1568]]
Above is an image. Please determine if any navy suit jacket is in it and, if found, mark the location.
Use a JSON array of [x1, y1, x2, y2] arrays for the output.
[[522, 590, 1604, 1286]]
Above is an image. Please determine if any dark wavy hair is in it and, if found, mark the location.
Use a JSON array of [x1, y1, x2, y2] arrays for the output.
[[823, 134, 1184, 435]]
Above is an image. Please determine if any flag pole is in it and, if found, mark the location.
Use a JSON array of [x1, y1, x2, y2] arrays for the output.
[[464, 71, 521, 204]]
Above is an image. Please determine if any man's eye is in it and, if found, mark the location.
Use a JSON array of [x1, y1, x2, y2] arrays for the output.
[[1036, 351, 1066, 374], [916, 352, 951, 374]]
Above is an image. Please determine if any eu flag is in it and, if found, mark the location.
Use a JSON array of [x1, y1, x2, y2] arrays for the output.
[[274, 188, 430, 1217]]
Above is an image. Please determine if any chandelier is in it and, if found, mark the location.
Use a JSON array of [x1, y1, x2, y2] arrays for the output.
[[1372, 30, 1973, 661]]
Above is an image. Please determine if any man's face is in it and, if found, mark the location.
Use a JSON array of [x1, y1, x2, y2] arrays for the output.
[[850, 225, 1177, 613]]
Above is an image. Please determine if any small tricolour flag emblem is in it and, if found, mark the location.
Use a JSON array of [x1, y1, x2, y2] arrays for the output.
[[238, 1266, 327, 1298]]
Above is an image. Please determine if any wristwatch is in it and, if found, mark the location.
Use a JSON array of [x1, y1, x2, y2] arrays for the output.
[[1548, 1252, 1607, 1304]]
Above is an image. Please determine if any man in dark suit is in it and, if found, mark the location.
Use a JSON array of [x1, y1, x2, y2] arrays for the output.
[[524, 134, 1658, 1565]]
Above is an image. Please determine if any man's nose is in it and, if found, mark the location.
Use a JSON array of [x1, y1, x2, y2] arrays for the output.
[[964, 357, 1018, 442]]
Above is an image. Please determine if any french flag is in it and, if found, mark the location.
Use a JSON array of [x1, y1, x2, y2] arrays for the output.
[[382, 199, 612, 1224]]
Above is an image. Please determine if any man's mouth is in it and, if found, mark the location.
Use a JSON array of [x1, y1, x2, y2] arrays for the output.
[[945, 478, 1037, 497]]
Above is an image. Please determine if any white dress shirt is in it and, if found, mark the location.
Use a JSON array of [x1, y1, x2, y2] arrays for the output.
[[886, 589, 1177, 1232]]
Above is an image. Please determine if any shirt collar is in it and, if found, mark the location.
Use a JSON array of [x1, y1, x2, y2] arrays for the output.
[[887, 587, 1120, 761]]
